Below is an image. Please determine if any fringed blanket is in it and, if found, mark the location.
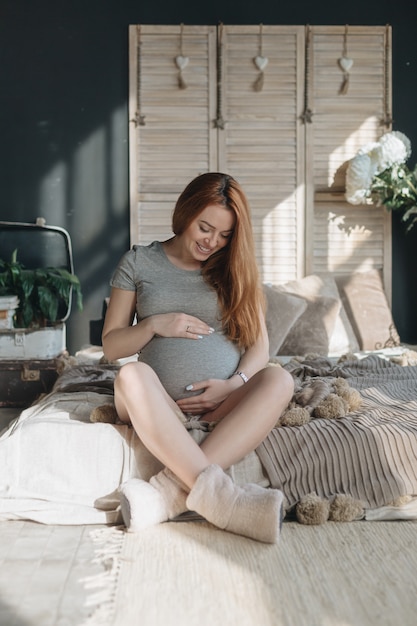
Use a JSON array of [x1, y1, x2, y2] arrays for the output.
[[257, 355, 417, 509]]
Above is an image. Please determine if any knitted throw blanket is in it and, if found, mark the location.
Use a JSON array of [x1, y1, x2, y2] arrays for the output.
[[257, 355, 417, 509]]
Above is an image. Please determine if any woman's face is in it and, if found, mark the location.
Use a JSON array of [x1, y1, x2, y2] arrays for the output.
[[183, 204, 235, 261]]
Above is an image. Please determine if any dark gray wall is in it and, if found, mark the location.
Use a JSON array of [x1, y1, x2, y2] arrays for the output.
[[1, 0, 416, 352]]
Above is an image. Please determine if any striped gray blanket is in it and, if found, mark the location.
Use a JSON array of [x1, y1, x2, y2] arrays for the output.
[[257, 355, 417, 509]]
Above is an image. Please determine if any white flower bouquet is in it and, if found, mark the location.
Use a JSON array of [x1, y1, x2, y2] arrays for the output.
[[345, 130, 417, 231]]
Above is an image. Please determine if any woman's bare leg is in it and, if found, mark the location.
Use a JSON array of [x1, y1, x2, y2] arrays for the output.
[[200, 366, 294, 468], [114, 362, 209, 489], [114, 362, 293, 489]]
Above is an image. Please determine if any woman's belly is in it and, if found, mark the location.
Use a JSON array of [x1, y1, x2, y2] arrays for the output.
[[138, 332, 241, 400]]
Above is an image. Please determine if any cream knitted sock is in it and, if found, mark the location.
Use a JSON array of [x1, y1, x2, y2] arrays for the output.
[[119, 468, 188, 532], [186, 464, 284, 543]]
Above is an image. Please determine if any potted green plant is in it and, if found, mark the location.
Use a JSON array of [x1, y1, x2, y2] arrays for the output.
[[0, 249, 82, 329]]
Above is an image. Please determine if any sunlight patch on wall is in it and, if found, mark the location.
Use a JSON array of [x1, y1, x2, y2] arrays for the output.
[[313, 203, 385, 274], [37, 104, 128, 247], [71, 126, 106, 246], [38, 160, 68, 224], [327, 116, 383, 188], [35, 104, 129, 352], [109, 105, 129, 217], [260, 191, 299, 285]]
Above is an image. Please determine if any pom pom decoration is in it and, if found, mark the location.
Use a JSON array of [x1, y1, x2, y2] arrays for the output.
[[277, 373, 362, 428], [90, 404, 119, 424], [296, 492, 364, 525]]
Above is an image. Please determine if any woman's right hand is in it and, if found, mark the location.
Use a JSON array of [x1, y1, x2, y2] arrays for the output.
[[102, 288, 214, 361], [151, 312, 214, 340]]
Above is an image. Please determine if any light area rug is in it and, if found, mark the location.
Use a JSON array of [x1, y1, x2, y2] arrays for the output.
[[81, 519, 417, 626]]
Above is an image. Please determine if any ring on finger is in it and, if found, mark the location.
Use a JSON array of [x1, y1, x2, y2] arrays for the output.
[[186, 325, 191, 332]]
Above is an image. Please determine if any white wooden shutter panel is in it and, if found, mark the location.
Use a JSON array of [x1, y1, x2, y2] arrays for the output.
[[219, 25, 305, 284], [129, 25, 217, 245], [305, 25, 392, 298], [129, 24, 392, 296]]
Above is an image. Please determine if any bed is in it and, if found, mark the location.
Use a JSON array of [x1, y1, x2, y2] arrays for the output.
[[1, 269, 417, 525]]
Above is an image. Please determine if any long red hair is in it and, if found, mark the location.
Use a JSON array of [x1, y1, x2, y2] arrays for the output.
[[172, 172, 264, 348]]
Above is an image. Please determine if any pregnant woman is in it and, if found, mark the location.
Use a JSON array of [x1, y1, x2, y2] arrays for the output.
[[102, 172, 294, 543]]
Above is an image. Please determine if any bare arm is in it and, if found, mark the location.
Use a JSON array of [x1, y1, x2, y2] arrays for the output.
[[102, 288, 149, 361], [232, 314, 270, 380]]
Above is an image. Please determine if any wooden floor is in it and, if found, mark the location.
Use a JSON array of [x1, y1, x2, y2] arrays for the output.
[[2, 407, 417, 626], [0, 408, 104, 626], [0, 521, 104, 626]]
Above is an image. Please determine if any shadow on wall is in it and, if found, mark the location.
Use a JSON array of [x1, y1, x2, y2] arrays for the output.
[[0, 4, 132, 353], [1, 106, 131, 353]]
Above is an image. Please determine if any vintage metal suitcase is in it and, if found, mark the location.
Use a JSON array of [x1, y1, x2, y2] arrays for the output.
[[0, 358, 64, 407], [0, 218, 74, 407]]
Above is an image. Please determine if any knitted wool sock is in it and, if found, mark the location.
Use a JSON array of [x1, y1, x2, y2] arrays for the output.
[[186, 464, 284, 544], [149, 468, 189, 518], [119, 468, 188, 532]]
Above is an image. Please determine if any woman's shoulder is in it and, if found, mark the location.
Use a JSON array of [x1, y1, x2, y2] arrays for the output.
[[111, 241, 163, 288], [129, 241, 168, 269], [118, 241, 163, 265], [131, 240, 163, 258]]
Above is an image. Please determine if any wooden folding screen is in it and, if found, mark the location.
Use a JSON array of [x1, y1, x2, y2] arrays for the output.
[[129, 24, 392, 294], [129, 26, 216, 244], [305, 26, 392, 299]]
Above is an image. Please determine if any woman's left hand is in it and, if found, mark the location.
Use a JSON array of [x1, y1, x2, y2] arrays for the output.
[[176, 378, 232, 416]]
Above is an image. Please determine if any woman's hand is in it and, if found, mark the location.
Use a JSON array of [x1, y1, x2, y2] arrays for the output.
[[151, 312, 214, 339], [176, 377, 239, 419], [102, 288, 215, 361]]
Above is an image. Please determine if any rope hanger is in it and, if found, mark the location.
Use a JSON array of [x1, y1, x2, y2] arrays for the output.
[[338, 25, 354, 95], [214, 23, 226, 129], [175, 23, 189, 90], [300, 24, 313, 124], [132, 25, 146, 126], [253, 23, 269, 92]]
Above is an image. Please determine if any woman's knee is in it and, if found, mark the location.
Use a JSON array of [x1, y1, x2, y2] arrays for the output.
[[114, 361, 157, 397], [259, 365, 294, 403]]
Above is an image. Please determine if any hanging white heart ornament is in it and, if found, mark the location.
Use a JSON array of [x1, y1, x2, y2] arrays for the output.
[[254, 55, 269, 71], [338, 57, 354, 72], [175, 55, 189, 70]]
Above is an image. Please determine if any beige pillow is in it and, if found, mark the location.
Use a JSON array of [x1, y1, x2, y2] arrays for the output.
[[316, 273, 360, 355], [263, 285, 308, 357], [276, 274, 359, 356], [277, 294, 341, 356], [335, 270, 400, 351]]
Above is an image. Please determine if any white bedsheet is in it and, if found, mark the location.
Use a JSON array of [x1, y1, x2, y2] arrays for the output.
[[0, 371, 266, 524], [0, 390, 160, 524]]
